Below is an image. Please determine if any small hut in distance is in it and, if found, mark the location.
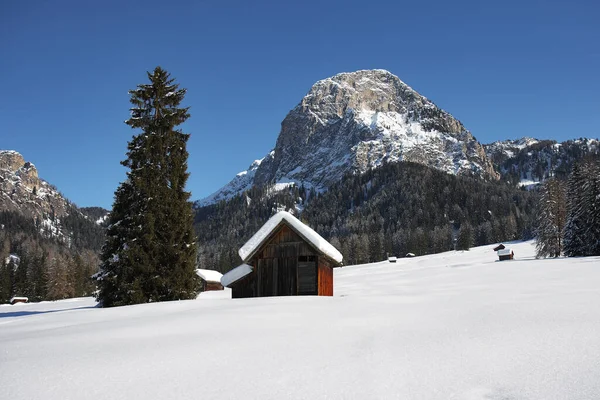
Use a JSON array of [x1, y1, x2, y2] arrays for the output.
[[221, 211, 343, 298], [196, 269, 224, 292], [10, 296, 28, 305], [493, 244, 514, 261]]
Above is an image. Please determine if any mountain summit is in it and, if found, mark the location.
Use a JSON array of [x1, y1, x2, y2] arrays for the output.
[[199, 69, 498, 206]]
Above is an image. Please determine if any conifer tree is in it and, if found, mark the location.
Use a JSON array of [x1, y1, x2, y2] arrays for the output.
[[535, 178, 567, 258], [563, 162, 587, 256], [94, 67, 200, 307], [456, 222, 473, 251], [577, 158, 600, 255]]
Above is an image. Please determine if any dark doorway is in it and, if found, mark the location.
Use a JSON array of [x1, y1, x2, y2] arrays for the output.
[[297, 256, 317, 295]]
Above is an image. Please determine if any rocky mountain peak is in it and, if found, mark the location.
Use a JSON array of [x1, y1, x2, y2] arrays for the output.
[[200, 69, 500, 206], [0, 150, 40, 191], [0, 150, 69, 226]]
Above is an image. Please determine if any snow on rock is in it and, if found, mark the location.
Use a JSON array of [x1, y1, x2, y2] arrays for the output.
[[195, 152, 273, 207], [220, 263, 253, 287], [196, 70, 499, 207], [238, 211, 343, 264], [195, 268, 223, 283], [2, 241, 600, 399], [4, 254, 20, 266]]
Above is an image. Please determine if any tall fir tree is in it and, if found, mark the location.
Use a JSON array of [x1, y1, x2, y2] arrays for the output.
[[95, 67, 200, 307], [563, 162, 587, 256], [563, 157, 600, 257], [535, 178, 567, 258], [579, 157, 600, 255]]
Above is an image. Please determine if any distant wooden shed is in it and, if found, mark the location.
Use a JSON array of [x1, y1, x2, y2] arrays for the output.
[[388, 256, 397, 263], [221, 211, 343, 298], [10, 296, 28, 305], [497, 248, 514, 261], [493, 244, 506, 252], [196, 269, 224, 292]]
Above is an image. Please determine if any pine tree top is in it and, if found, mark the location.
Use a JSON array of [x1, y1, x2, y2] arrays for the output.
[[126, 66, 190, 130]]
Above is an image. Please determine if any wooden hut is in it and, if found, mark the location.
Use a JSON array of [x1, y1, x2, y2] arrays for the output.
[[10, 296, 28, 305], [221, 211, 343, 298], [196, 269, 224, 292], [497, 248, 514, 261]]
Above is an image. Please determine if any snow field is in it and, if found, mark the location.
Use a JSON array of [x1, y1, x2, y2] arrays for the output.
[[1, 241, 599, 400]]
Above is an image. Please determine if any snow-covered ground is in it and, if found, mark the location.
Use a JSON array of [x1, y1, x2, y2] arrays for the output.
[[1, 241, 599, 400]]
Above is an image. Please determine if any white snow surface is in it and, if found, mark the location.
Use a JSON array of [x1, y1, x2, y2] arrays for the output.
[[2, 241, 600, 400], [195, 268, 223, 283], [238, 211, 344, 264], [220, 263, 253, 287]]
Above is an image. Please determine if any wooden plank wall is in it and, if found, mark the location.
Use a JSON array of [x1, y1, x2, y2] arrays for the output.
[[255, 224, 318, 296], [317, 258, 334, 296], [231, 273, 256, 299], [298, 261, 317, 295], [232, 224, 329, 298]]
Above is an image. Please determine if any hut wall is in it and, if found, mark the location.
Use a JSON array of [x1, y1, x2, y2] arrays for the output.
[[317, 258, 334, 296], [231, 273, 256, 299], [252, 224, 320, 297], [206, 282, 224, 291]]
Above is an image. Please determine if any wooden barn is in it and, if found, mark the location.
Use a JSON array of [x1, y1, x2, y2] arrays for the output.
[[221, 211, 343, 298], [196, 269, 224, 292]]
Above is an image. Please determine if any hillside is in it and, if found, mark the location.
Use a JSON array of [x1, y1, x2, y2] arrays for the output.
[[195, 162, 538, 271], [0, 150, 105, 303], [484, 137, 600, 187], [2, 241, 600, 399]]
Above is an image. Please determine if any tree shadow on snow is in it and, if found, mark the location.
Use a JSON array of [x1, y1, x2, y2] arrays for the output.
[[0, 306, 96, 319]]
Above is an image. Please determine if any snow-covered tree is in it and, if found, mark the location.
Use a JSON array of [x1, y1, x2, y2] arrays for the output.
[[535, 178, 567, 258], [456, 222, 473, 251], [95, 67, 200, 307], [563, 162, 587, 256], [564, 157, 600, 256]]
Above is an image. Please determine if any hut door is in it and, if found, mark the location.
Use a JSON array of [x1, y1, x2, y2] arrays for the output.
[[297, 256, 317, 295]]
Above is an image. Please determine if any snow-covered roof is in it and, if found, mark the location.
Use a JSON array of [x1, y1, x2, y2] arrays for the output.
[[497, 249, 513, 256], [238, 211, 343, 264], [10, 296, 28, 303], [221, 264, 253, 287], [195, 269, 223, 283]]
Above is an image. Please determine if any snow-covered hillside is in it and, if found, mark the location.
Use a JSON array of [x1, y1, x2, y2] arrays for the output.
[[2, 241, 600, 400], [484, 137, 600, 187]]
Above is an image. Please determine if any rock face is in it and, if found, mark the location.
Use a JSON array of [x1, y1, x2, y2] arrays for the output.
[[0, 150, 73, 229], [199, 69, 499, 206]]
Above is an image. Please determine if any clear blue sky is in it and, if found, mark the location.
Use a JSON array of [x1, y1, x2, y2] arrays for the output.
[[1, 0, 598, 209]]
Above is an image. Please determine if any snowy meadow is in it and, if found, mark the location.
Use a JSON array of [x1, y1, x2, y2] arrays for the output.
[[1, 241, 599, 400]]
